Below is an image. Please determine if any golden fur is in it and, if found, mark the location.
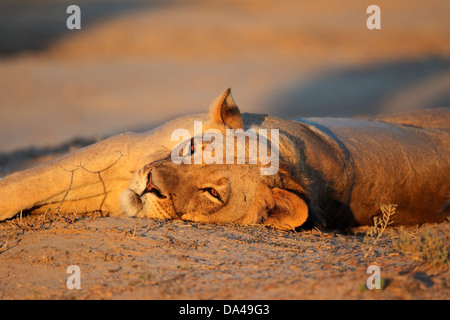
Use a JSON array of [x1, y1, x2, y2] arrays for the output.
[[0, 89, 449, 230]]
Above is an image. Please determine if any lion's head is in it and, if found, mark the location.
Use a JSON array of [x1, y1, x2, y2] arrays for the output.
[[121, 89, 310, 230]]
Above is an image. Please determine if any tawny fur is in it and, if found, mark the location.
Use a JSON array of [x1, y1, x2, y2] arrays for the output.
[[0, 89, 448, 230]]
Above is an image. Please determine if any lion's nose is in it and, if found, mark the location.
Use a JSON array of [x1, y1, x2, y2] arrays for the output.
[[142, 170, 167, 199]]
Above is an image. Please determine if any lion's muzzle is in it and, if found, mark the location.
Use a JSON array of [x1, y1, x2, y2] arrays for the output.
[[141, 170, 167, 199]]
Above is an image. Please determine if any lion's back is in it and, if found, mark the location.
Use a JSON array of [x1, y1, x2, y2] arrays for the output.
[[375, 107, 450, 131]]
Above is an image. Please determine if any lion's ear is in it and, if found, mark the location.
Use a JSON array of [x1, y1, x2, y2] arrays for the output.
[[209, 88, 244, 130], [264, 188, 308, 230]]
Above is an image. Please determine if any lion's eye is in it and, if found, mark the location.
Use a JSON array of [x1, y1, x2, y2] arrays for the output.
[[203, 187, 221, 201], [189, 138, 195, 155], [209, 188, 218, 197]]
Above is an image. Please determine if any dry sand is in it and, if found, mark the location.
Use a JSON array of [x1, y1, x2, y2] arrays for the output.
[[1, 214, 448, 300], [0, 0, 449, 300]]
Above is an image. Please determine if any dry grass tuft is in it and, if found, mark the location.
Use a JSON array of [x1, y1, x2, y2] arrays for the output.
[[363, 203, 397, 258], [1, 210, 81, 232], [394, 218, 450, 269]]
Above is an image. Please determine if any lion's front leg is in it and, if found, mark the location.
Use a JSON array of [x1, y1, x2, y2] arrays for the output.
[[0, 133, 138, 220], [0, 162, 76, 220]]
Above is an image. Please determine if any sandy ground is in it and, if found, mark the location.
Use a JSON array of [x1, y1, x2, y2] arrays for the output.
[[0, 0, 449, 300], [1, 214, 448, 300]]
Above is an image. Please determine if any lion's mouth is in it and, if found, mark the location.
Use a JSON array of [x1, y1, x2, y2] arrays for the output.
[[132, 189, 179, 220], [126, 168, 181, 219], [143, 186, 167, 199], [141, 171, 167, 199]]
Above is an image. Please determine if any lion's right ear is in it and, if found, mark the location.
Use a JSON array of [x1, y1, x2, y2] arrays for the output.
[[209, 88, 244, 130], [264, 188, 309, 231]]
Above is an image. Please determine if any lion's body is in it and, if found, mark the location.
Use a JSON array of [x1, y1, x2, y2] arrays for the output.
[[0, 89, 449, 229], [294, 110, 450, 227]]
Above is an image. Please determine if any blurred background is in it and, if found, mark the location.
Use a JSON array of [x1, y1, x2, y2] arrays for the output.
[[0, 0, 449, 175]]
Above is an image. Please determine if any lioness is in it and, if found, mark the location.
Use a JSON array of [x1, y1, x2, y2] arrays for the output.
[[0, 89, 449, 230]]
